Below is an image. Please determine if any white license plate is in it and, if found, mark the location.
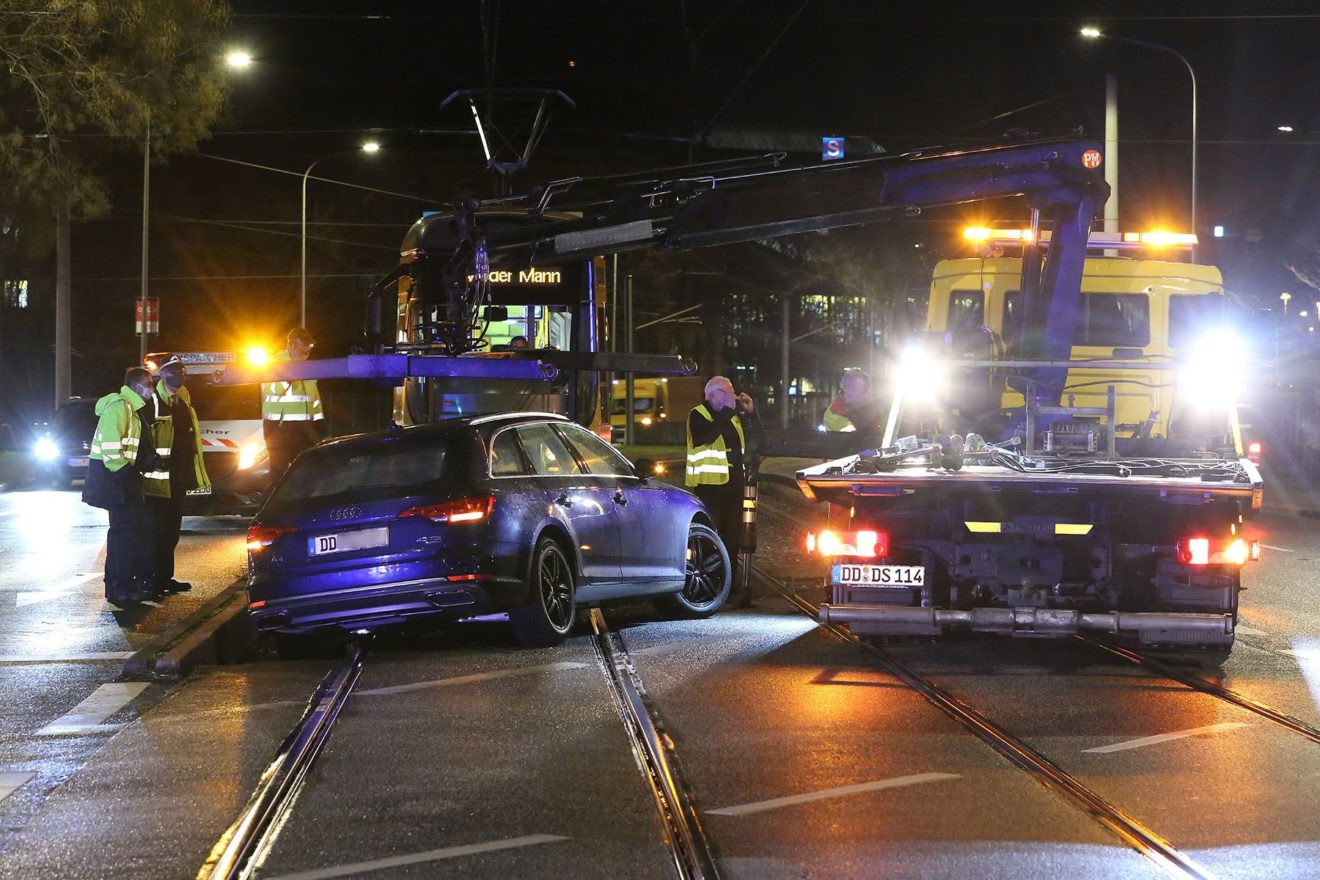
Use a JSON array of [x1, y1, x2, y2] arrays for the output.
[[186, 487, 211, 496], [309, 526, 389, 557], [833, 564, 925, 587], [67, 457, 88, 468]]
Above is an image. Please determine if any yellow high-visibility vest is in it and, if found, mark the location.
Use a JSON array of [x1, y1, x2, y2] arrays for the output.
[[685, 404, 745, 487], [262, 350, 325, 423], [89, 387, 147, 473]]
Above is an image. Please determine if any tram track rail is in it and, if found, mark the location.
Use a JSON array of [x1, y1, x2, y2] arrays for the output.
[[752, 562, 1214, 880], [196, 617, 717, 880], [589, 608, 721, 880], [198, 640, 369, 880]]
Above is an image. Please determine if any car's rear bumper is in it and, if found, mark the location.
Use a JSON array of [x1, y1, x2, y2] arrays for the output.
[[248, 573, 527, 634]]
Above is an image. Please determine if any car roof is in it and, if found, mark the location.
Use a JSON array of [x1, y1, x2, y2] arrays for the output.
[[314, 412, 571, 452]]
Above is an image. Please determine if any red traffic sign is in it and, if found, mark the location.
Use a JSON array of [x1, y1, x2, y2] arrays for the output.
[[135, 297, 159, 335]]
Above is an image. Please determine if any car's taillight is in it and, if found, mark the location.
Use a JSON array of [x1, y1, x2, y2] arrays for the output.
[[806, 529, 889, 559], [1175, 536, 1259, 566], [1246, 440, 1263, 463], [400, 495, 495, 524], [595, 424, 613, 442], [247, 524, 294, 552]]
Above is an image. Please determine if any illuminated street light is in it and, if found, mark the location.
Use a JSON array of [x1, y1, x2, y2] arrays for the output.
[[225, 49, 253, 69], [1278, 125, 1295, 133], [301, 141, 382, 325], [1280, 291, 1291, 315], [1081, 27, 1198, 242]]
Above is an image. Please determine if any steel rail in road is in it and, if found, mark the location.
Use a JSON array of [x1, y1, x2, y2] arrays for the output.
[[198, 641, 368, 880], [752, 564, 1214, 880], [1078, 636, 1320, 746], [589, 609, 722, 880]]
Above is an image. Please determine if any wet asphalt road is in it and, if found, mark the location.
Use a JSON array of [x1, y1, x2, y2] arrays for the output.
[[1, 485, 1319, 878]]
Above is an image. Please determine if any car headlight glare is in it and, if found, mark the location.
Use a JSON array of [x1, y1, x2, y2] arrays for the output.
[[34, 437, 59, 461]]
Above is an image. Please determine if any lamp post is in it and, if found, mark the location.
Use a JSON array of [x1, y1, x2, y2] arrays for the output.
[[1081, 28, 1198, 243], [300, 141, 380, 327]]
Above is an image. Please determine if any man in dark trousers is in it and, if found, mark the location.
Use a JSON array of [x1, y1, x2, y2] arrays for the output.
[[143, 355, 211, 597], [82, 367, 159, 606], [262, 327, 327, 481], [685, 375, 756, 607]]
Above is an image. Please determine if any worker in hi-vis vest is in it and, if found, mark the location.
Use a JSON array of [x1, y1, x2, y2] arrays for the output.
[[685, 375, 756, 607], [143, 354, 211, 597], [823, 368, 881, 432], [262, 327, 327, 481], [82, 367, 161, 607]]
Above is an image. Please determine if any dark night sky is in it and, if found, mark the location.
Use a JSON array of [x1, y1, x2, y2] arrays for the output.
[[49, 0, 1320, 400]]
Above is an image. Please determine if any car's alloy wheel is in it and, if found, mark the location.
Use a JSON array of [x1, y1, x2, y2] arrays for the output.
[[656, 522, 731, 618], [510, 537, 576, 647]]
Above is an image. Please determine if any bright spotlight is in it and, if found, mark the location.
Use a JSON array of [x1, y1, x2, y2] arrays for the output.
[[1179, 328, 1247, 410], [361, 141, 381, 153], [225, 49, 253, 69], [892, 345, 948, 405]]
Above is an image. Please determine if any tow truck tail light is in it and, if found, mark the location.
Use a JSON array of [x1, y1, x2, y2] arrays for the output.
[[400, 495, 495, 524], [1175, 536, 1259, 566], [247, 524, 294, 552], [1246, 440, 1263, 463], [806, 529, 889, 559]]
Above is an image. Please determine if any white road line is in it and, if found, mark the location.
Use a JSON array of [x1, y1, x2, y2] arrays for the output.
[[356, 661, 589, 696], [1082, 722, 1250, 754], [707, 772, 961, 817], [0, 652, 135, 665], [36, 683, 149, 736], [1281, 649, 1320, 661], [1235, 624, 1268, 636], [0, 772, 36, 804], [264, 834, 569, 880], [1260, 543, 1293, 553]]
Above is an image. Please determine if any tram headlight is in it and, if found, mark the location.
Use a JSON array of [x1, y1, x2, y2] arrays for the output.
[[1179, 328, 1247, 410]]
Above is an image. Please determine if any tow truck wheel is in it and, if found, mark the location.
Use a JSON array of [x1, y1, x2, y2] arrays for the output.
[[656, 522, 731, 619], [510, 537, 576, 647]]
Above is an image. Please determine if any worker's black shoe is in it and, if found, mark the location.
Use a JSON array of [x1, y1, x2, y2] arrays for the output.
[[162, 579, 192, 593], [107, 588, 154, 608]]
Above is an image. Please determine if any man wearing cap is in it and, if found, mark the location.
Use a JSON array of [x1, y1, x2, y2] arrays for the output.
[[82, 367, 162, 606], [144, 354, 211, 596], [262, 327, 327, 481]]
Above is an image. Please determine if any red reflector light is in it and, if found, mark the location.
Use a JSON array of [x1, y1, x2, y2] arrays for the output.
[[246, 524, 294, 552], [249, 600, 267, 609], [806, 529, 889, 559], [400, 495, 495, 524], [1246, 440, 1263, 463]]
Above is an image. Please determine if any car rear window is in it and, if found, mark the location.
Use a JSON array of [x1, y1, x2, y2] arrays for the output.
[[271, 438, 451, 505]]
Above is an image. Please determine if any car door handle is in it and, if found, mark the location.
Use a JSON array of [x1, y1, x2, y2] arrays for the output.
[[554, 493, 573, 508], [613, 490, 628, 506]]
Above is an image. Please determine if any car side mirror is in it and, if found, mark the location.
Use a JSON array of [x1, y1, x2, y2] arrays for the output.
[[633, 457, 658, 482]]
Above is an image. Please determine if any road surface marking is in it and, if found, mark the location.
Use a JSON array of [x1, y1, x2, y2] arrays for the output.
[[0, 772, 35, 804], [707, 772, 961, 817], [357, 661, 589, 696], [1235, 624, 1268, 636], [0, 652, 135, 664], [1082, 722, 1250, 754], [265, 834, 569, 880], [36, 682, 149, 736], [1281, 649, 1320, 661], [1260, 544, 1292, 553]]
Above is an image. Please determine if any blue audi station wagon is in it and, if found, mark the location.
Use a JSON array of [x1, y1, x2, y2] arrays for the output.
[[247, 413, 731, 651]]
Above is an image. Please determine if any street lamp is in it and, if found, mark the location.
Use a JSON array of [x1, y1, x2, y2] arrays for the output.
[[1081, 28, 1198, 240], [224, 49, 253, 70], [300, 141, 381, 326]]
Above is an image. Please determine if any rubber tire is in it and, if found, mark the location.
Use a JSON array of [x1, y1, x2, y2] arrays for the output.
[[510, 537, 577, 647], [655, 522, 732, 619]]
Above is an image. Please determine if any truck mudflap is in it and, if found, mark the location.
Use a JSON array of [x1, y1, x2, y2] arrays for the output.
[[820, 604, 1234, 644]]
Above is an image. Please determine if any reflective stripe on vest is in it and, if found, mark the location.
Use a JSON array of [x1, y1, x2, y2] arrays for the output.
[[685, 404, 745, 487]]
